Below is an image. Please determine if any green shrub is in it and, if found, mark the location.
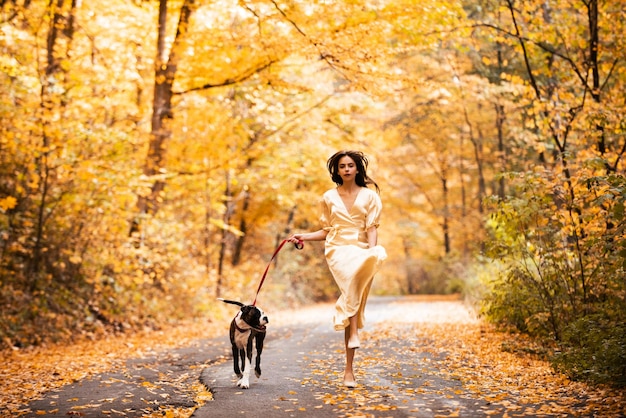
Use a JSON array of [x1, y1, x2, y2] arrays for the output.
[[480, 171, 626, 387], [554, 315, 626, 387]]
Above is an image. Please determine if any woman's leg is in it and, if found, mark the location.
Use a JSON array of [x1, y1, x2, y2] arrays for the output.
[[347, 315, 360, 349], [343, 327, 356, 387]]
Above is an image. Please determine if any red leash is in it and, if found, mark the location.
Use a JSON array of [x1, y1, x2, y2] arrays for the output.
[[252, 239, 303, 306]]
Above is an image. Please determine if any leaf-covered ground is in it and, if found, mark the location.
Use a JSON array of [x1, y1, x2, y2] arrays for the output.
[[300, 322, 625, 417], [1, 296, 625, 417], [0, 321, 220, 417], [292, 297, 626, 417]]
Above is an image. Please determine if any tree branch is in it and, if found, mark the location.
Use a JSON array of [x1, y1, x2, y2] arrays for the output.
[[172, 59, 278, 95], [267, 0, 351, 81]]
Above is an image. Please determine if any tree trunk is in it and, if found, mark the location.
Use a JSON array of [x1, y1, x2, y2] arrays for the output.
[[216, 171, 233, 298], [231, 188, 250, 266], [442, 175, 450, 255], [495, 102, 506, 199], [31, 0, 76, 283], [135, 0, 195, 224], [586, 0, 613, 173]]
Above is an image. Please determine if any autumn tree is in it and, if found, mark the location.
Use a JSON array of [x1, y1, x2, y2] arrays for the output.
[[1, 0, 622, 388], [0, 0, 154, 345], [470, 0, 626, 385]]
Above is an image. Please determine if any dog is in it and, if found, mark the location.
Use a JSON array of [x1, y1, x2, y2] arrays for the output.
[[218, 298, 268, 389]]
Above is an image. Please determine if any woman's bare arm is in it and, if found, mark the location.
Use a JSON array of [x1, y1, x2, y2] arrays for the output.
[[366, 226, 378, 248], [288, 229, 329, 243]]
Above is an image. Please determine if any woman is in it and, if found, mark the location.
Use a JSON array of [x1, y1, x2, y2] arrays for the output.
[[288, 150, 387, 388]]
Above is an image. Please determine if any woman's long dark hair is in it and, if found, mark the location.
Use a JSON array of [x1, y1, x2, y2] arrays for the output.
[[327, 150, 380, 193]]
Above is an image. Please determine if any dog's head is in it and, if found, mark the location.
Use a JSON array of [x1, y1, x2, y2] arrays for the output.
[[219, 298, 269, 330], [240, 305, 269, 331]]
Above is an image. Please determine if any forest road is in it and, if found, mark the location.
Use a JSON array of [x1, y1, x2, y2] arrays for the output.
[[194, 295, 483, 418], [25, 295, 516, 418]]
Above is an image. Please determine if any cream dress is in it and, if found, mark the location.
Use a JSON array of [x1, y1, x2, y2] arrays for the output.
[[320, 187, 387, 331]]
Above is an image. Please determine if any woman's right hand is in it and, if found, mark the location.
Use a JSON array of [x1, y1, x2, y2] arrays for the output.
[[287, 234, 305, 249], [287, 229, 328, 245]]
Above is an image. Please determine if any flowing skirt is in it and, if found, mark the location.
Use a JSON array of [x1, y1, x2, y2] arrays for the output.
[[325, 244, 387, 331]]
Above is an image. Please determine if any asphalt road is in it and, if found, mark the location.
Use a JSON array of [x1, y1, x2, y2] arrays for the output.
[[25, 296, 491, 418], [195, 296, 483, 418]]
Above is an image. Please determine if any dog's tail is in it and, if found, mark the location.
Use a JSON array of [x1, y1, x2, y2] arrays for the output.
[[217, 298, 245, 307]]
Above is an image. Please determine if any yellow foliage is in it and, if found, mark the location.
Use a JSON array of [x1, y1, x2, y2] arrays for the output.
[[0, 0, 624, 393], [0, 196, 17, 211]]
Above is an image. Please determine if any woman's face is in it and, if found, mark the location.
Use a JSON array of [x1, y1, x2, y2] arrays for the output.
[[338, 155, 358, 183]]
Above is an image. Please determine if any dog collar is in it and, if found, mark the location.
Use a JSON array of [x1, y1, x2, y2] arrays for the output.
[[233, 315, 267, 333], [234, 321, 249, 333], [252, 325, 266, 333]]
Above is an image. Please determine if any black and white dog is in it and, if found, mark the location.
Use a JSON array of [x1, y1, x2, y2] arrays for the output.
[[218, 298, 268, 389]]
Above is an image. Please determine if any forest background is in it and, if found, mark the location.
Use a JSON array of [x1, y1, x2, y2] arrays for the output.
[[0, 0, 624, 387]]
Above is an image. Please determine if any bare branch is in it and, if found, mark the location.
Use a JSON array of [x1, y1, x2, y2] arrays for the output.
[[268, 0, 351, 81], [172, 59, 278, 95]]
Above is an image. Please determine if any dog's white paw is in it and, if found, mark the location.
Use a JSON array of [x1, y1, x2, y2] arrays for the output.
[[237, 377, 250, 389]]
